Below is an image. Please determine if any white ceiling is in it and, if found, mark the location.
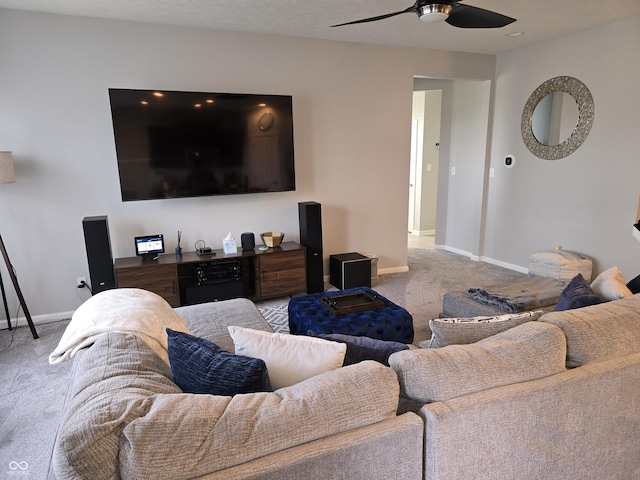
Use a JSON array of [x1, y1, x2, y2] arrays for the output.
[[1, 0, 640, 55]]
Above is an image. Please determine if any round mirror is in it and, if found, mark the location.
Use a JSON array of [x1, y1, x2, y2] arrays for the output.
[[531, 92, 578, 146], [521, 76, 594, 160]]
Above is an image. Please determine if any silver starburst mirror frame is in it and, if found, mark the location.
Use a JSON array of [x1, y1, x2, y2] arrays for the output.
[[521, 76, 594, 160]]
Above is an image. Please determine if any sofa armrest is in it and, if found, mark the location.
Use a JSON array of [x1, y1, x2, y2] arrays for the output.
[[421, 353, 640, 480]]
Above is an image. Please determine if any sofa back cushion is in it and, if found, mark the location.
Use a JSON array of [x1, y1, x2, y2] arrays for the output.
[[389, 322, 566, 404], [118, 361, 400, 479], [174, 297, 273, 354], [539, 294, 640, 367]]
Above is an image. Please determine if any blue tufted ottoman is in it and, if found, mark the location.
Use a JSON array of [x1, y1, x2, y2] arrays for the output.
[[288, 287, 414, 343]]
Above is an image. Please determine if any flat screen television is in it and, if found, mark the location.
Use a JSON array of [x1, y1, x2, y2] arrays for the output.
[[108, 88, 295, 201]]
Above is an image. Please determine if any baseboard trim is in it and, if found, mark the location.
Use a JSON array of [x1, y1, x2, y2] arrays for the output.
[[409, 229, 435, 236], [479, 256, 528, 274], [379, 266, 409, 275], [1, 311, 73, 331], [441, 246, 528, 274], [442, 245, 475, 259]]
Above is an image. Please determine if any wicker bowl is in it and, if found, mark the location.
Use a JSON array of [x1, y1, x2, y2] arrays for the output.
[[260, 231, 284, 248]]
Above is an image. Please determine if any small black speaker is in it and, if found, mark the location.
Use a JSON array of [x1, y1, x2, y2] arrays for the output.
[[241, 232, 255, 251], [82, 216, 116, 294], [298, 201, 324, 293]]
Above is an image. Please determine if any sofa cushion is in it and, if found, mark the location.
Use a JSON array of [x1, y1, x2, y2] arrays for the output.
[[307, 330, 409, 366], [389, 322, 566, 404], [555, 273, 601, 311], [166, 329, 272, 396], [590, 266, 633, 301], [118, 361, 400, 480], [539, 294, 640, 367], [427, 310, 543, 348], [228, 326, 346, 389], [174, 298, 273, 354], [53, 332, 182, 480]]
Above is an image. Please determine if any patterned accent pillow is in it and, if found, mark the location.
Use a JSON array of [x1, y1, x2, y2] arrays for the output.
[[167, 329, 272, 396], [228, 326, 346, 389], [427, 310, 544, 348], [590, 266, 633, 301]]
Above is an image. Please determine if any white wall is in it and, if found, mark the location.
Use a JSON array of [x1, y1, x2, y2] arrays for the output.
[[0, 9, 495, 322], [446, 79, 492, 257], [487, 15, 640, 278]]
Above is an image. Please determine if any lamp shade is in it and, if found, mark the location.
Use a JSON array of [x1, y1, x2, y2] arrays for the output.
[[0, 151, 15, 184]]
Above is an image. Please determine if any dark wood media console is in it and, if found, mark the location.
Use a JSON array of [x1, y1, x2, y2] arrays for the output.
[[113, 241, 307, 307]]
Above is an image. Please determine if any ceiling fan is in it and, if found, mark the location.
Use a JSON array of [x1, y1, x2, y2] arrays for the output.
[[331, 1, 516, 29]]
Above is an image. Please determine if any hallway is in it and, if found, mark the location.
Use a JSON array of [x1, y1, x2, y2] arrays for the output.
[[408, 233, 434, 250]]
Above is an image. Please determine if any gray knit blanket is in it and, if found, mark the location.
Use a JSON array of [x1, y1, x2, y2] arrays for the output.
[[467, 276, 567, 313]]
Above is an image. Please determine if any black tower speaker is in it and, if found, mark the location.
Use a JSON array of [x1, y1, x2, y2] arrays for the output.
[[298, 201, 324, 293], [82, 215, 116, 294]]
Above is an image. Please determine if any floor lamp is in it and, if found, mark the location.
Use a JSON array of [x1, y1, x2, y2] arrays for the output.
[[0, 151, 38, 339]]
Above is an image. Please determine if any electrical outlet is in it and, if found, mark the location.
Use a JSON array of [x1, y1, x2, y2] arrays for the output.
[[76, 277, 87, 288]]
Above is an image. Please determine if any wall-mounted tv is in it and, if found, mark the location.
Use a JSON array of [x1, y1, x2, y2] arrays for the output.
[[108, 88, 295, 201]]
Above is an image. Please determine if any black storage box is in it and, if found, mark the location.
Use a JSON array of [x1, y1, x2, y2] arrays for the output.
[[329, 252, 371, 290]]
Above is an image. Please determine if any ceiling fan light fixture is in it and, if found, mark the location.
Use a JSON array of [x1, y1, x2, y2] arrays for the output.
[[418, 4, 452, 24]]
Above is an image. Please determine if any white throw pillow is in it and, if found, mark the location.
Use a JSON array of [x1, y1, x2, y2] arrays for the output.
[[590, 266, 633, 301], [228, 326, 346, 389]]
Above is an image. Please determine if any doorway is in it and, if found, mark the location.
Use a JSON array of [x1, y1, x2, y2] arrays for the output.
[[408, 89, 442, 249], [408, 77, 493, 259]]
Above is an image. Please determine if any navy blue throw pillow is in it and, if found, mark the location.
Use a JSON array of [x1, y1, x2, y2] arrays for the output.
[[166, 328, 272, 396], [626, 274, 640, 294], [307, 330, 408, 366], [555, 274, 602, 311]]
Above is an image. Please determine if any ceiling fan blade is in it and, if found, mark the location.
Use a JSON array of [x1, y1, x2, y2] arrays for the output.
[[331, 6, 416, 28], [445, 4, 516, 28]]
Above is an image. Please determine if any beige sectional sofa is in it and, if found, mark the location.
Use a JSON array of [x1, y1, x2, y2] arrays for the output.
[[52, 289, 640, 480], [388, 294, 640, 480], [51, 293, 423, 480]]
